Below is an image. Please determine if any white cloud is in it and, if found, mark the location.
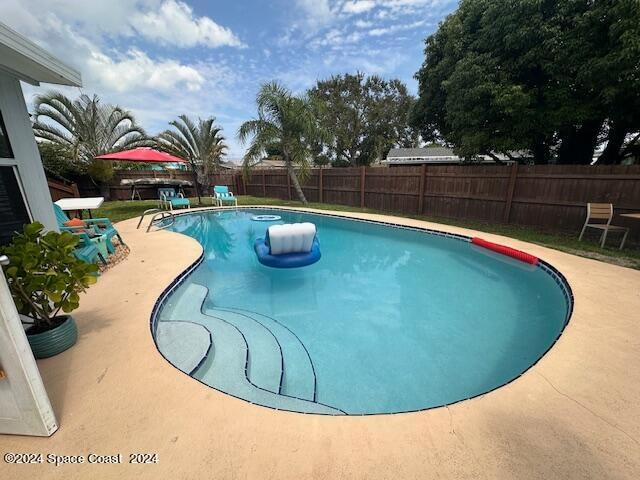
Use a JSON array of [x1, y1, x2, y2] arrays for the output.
[[354, 19, 374, 28], [342, 1, 376, 14], [131, 0, 244, 48], [368, 20, 427, 37], [87, 49, 205, 93], [9, 10, 207, 95], [1, 0, 457, 159], [0, 0, 243, 50], [382, 0, 452, 16], [295, 0, 334, 27], [1, 0, 249, 156], [311, 28, 364, 48]]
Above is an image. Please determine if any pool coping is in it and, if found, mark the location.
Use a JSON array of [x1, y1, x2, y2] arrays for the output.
[[149, 206, 575, 416]]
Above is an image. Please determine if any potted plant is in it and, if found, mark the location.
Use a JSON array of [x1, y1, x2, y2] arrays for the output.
[[2, 222, 98, 358]]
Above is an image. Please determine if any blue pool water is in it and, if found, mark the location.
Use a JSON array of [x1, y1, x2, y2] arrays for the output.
[[154, 209, 570, 415]]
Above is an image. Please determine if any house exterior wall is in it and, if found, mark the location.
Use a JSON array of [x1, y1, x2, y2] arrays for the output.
[[0, 72, 57, 232]]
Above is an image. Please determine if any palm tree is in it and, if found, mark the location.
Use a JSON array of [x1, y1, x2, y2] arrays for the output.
[[156, 115, 227, 205], [32, 91, 148, 164], [238, 82, 323, 204]]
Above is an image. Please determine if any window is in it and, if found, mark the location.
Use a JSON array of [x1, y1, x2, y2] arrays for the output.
[[0, 111, 13, 159], [0, 167, 30, 246]]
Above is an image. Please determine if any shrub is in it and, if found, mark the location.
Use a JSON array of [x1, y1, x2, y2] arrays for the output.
[[2, 222, 98, 330]]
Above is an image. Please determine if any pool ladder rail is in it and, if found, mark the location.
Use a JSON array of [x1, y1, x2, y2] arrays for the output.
[[137, 209, 175, 232]]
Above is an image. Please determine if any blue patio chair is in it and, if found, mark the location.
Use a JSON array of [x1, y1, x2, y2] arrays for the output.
[[53, 203, 125, 255], [212, 185, 237, 207], [72, 231, 107, 266], [158, 187, 190, 211]]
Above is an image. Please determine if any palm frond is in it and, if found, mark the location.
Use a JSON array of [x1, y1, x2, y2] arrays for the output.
[[32, 91, 147, 163]]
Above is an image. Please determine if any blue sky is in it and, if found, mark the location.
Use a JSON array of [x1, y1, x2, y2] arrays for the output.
[[1, 0, 458, 159]]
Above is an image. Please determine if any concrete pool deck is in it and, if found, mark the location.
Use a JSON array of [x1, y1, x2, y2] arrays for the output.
[[3, 206, 640, 479]]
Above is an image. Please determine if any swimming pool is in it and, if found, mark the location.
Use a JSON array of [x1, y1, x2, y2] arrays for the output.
[[152, 209, 572, 415]]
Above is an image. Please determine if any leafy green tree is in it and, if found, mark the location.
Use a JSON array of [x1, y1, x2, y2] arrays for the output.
[[32, 92, 149, 171], [37, 141, 86, 178], [411, 0, 640, 165], [578, 1, 640, 164], [239, 82, 323, 204], [33, 92, 148, 198], [309, 73, 419, 166], [156, 115, 227, 205]]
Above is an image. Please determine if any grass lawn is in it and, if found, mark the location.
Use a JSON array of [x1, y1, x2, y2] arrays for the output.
[[95, 196, 640, 270]]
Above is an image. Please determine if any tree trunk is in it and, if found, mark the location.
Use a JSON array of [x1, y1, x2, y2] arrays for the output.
[[99, 184, 111, 201], [482, 151, 505, 164], [558, 119, 603, 165], [287, 162, 307, 204], [620, 132, 640, 158], [190, 164, 202, 205], [531, 135, 550, 164], [556, 128, 578, 164], [598, 121, 629, 165]]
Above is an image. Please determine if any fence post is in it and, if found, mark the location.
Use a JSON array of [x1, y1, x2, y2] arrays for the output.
[[418, 164, 426, 214], [503, 163, 519, 223], [71, 182, 80, 198], [286, 171, 291, 200], [318, 167, 323, 203], [360, 166, 366, 208], [262, 170, 266, 197]]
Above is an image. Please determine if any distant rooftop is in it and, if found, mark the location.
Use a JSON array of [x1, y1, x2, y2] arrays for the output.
[[387, 147, 457, 159], [385, 147, 463, 165], [384, 147, 522, 165]]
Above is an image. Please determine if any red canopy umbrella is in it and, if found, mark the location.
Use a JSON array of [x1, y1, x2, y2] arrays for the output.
[[95, 147, 187, 163], [96, 148, 191, 201]]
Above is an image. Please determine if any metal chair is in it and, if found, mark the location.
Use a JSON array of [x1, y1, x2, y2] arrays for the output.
[[158, 187, 190, 211], [212, 185, 238, 207], [578, 203, 629, 249]]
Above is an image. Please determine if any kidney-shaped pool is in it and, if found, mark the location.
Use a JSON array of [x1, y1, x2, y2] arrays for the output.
[[152, 209, 572, 415]]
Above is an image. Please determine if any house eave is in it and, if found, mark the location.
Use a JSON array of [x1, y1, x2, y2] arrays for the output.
[[0, 22, 82, 87]]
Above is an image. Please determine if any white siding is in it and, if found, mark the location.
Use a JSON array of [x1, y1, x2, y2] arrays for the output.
[[0, 73, 57, 232]]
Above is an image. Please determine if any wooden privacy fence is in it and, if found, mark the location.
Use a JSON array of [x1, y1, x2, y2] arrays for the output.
[[78, 165, 640, 238], [242, 165, 640, 236], [47, 177, 79, 201], [93, 170, 241, 200]]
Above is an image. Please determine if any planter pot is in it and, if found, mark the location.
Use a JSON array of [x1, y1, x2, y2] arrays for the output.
[[24, 315, 78, 359]]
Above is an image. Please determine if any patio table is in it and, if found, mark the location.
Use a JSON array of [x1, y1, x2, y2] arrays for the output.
[[54, 197, 104, 219], [620, 213, 640, 220]]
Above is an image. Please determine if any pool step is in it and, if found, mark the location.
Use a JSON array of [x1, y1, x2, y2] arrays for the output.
[[208, 307, 316, 402], [155, 321, 211, 375], [159, 283, 281, 394], [158, 283, 343, 414], [204, 309, 283, 394]]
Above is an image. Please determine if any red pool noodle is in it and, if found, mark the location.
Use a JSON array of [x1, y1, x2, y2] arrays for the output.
[[471, 237, 539, 265]]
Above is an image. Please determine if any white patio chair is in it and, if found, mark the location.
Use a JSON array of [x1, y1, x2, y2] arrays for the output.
[[579, 203, 629, 249]]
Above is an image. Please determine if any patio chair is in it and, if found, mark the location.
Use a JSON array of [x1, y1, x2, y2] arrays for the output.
[[212, 185, 237, 207], [579, 203, 630, 249], [159, 187, 190, 211], [72, 231, 107, 265], [53, 203, 125, 255]]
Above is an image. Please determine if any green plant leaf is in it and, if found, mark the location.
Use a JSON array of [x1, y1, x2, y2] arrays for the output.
[[3, 222, 97, 328]]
